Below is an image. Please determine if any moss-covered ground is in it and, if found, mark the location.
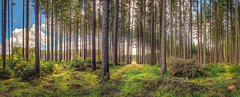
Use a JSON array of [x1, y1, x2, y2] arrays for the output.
[[0, 60, 240, 97]]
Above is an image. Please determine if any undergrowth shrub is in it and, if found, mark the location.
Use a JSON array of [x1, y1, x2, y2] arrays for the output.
[[21, 64, 35, 81], [203, 63, 227, 77], [70, 57, 86, 68], [13, 61, 29, 77], [118, 62, 127, 66], [41, 61, 57, 76], [229, 65, 240, 74], [7, 59, 19, 69], [96, 60, 102, 65], [167, 58, 205, 78], [0, 67, 14, 80]]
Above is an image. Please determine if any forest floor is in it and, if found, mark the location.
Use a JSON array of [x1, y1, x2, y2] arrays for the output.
[[0, 60, 240, 97]]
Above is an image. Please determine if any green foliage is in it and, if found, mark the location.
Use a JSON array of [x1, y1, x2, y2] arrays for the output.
[[118, 62, 127, 66], [21, 64, 36, 81], [7, 59, 19, 69], [96, 60, 101, 64], [203, 63, 227, 77], [70, 57, 87, 68], [41, 61, 58, 76], [0, 68, 14, 80], [13, 61, 29, 77], [229, 65, 240, 74]]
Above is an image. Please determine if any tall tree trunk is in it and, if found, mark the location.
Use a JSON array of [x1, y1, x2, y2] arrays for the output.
[[11, 0, 13, 59], [26, 0, 29, 61], [226, 0, 229, 63], [127, 0, 131, 64], [69, 9, 72, 61], [214, 2, 218, 63], [51, 0, 54, 61], [47, 1, 50, 61], [83, 10, 86, 60], [8, 0, 10, 58], [151, 0, 155, 66], [190, 0, 192, 58], [2, 0, 7, 69], [197, 0, 200, 65], [92, 0, 96, 71], [161, 0, 167, 75], [59, 2, 63, 61], [200, 0, 202, 65], [113, 0, 119, 66], [35, 0, 40, 78], [235, 0, 238, 66], [230, 0, 233, 63], [179, 0, 182, 58], [142, 0, 146, 64], [170, 0, 173, 57], [99, 0, 110, 81], [55, 13, 58, 61], [203, 0, 206, 67], [22, 0, 25, 58]]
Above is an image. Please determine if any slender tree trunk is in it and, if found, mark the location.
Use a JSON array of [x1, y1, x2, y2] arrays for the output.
[[161, 0, 167, 75], [51, 0, 54, 61], [215, 2, 218, 63], [179, 0, 182, 58], [47, 1, 50, 61], [35, 0, 40, 78], [92, 0, 96, 71], [175, 3, 178, 60], [113, 0, 119, 66], [151, 0, 155, 66], [226, 0, 229, 63], [127, 0, 131, 64], [99, 0, 110, 81], [22, 0, 24, 57], [2, 0, 7, 69], [235, 0, 238, 66], [230, 0, 233, 63], [26, 0, 29, 61], [11, 0, 13, 59], [59, 2, 63, 61], [170, 0, 173, 57], [55, 13, 58, 61], [69, 9, 72, 61], [8, 0, 10, 58], [190, 0, 192, 58], [203, 0, 206, 67]]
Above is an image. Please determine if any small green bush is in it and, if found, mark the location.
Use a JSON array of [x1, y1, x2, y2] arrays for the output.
[[229, 65, 240, 73], [7, 59, 19, 69], [13, 61, 28, 77], [21, 64, 35, 81], [70, 57, 86, 68], [96, 60, 102, 65], [118, 62, 127, 66], [41, 61, 57, 76], [0, 68, 14, 80], [203, 63, 227, 77]]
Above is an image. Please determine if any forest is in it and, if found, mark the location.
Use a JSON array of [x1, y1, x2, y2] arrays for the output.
[[0, 0, 240, 96]]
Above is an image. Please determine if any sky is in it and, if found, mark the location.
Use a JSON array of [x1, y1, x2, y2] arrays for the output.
[[0, 0, 40, 43]]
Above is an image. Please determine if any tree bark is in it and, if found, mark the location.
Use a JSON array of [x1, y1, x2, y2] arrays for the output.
[[2, 0, 7, 69], [161, 0, 167, 75], [92, 0, 96, 71], [235, 0, 238, 66], [35, 0, 40, 78], [99, 0, 110, 81], [113, 0, 119, 66], [26, 0, 29, 61]]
